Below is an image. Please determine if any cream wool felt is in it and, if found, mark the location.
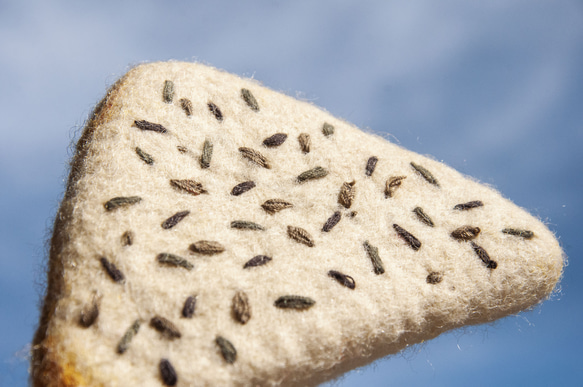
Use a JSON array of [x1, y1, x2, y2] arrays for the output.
[[32, 62, 564, 387]]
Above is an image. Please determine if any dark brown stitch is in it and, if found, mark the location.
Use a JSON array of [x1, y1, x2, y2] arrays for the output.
[[135, 147, 154, 165], [79, 296, 99, 328], [189, 240, 225, 255], [100, 257, 125, 283], [426, 272, 443, 284], [322, 211, 341, 232], [262, 199, 293, 214], [239, 147, 271, 169], [263, 133, 288, 147], [177, 145, 188, 153], [454, 200, 484, 210], [393, 224, 422, 251], [451, 226, 481, 241], [338, 181, 355, 209], [121, 231, 133, 246], [470, 242, 498, 269], [297, 166, 328, 183], [241, 88, 259, 112], [104, 196, 142, 211], [133, 120, 168, 134], [170, 179, 207, 195], [216, 336, 237, 364], [182, 296, 197, 318], [208, 102, 223, 121], [243, 255, 272, 268], [328, 270, 356, 289], [347, 211, 358, 218], [365, 156, 378, 176], [163, 80, 174, 103], [413, 207, 434, 227], [150, 316, 181, 339], [287, 226, 315, 247], [502, 228, 534, 239], [232, 291, 251, 324], [298, 133, 311, 153], [162, 211, 190, 229], [385, 176, 407, 198], [157, 253, 193, 270], [274, 295, 316, 310], [200, 139, 213, 169], [159, 358, 177, 386], [322, 122, 334, 136], [231, 220, 265, 231], [410, 162, 439, 187], [117, 320, 140, 354], [231, 181, 256, 196], [363, 241, 385, 275], [179, 98, 193, 117]]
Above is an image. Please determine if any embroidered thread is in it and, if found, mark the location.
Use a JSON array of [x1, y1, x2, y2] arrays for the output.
[[189, 240, 225, 255], [232, 291, 251, 324], [393, 224, 422, 251], [162, 211, 190, 229], [338, 181, 355, 209], [216, 336, 237, 364], [262, 199, 293, 214], [159, 359, 177, 386], [454, 201, 484, 210], [365, 156, 378, 176], [502, 228, 534, 239], [157, 253, 193, 270], [410, 162, 439, 187], [170, 179, 207, 195], [231, 220, 265, 231], [150, 316, 181, 339], [297, 166, 328, 183], [243, 255, 272, 268], [79, 296, 99, 328], [298, 133, 311, 153], [200, 139, 213, 169], [239, 147, 271, 169], [426, 272, 443, 284], [241, 88, 259, 111], [208, 102, 223, 121], [117, 319, 141, 354], [121, 231, 133, 246], [133, 120, 168, 134], [163, 80, 175, 103], [363, 241, 384, 275], [470, 242, 497, 269], [263, 133, 288, 147], [274, 295, 316, 310], [385, 176, 407, 198], [451, 226, 481, 241], [322, 211, 342, 232], [287, 226, 315, 247], [104, 196, 142, 211], [322, 122, 334, 136], [100, 257, 125, 283], [413, 207, 434, 227], [182, 296, 197, 318], [328, 270, 356, 289], [179, 98, 192, 116], [135, 147, 154, 165]]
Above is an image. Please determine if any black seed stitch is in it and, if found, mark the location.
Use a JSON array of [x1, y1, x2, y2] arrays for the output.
[[410, 162, 439, 187], [328, 270, 356, 289], [100, 257, 125, 283], [104, 196, 142, 211], [200, 139, 213, 169], [470, 242, 498, 269], [393, 224, 422, 251], [216, 336, 237, 364], [502, 228, 534, 239], [163, 80, 175, 103], [150, 316, 181, 339], [274, 295, 316, 310], [454, 201, 484, 210], [322, 122, 335, 136], [157, 253, 194, 270], [451, 226, 481, 241], [117, 320, 141, 354], [241, 88, 260, 111], [363, 241, 385, 275], [297, 166, 328, 183], [133, 120, 168, 134], [121, 231, 133, 246], [208, 102, 223, 121], [413, 207, 435, 227], [243, 255, 272, 268], [263, 133, 288, 147], [322, 211, 342, 232], [365, 156, 378, 176], [426, 272, 443, 284], [159, 359, 178, 386], [182, 296, 197, 318], [79, 297, 99, 328], [179, 98, 193, 116], [231, 181, 256, 196], [161, 211, 190, 229], [231, 220, 265, 231], [135, 147, 154, 165]]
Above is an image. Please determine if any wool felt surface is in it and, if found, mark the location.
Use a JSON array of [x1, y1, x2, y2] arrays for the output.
[[32, 62, 564, 387]]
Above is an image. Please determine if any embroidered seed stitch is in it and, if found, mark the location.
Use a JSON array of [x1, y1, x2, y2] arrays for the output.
[[177, 145, 188, 153], [348, 211, 358, 218], [179, 98, 193, 116], [502, 228, 534, 239], [121, 231, 133, 246], [262, 199, 293, 214], [322, 211, 341, 232], [451, 226, 481, 241], [363, 241, 385, 275], [413, 207, 434, 227], [287, 225, 315, 247], [231, 181, 256, 196], [161, 211, 190, 229], [208, 102, 223, 121], [263, 133, 288, 147], [393, 224, 422, 251], [231, 220, 265, 231], [470, 242, 498, 269], [385, 176, 407, 198], [328, 270, 356, 289], [150, 316, 181, 339], [163, 80, 174, 103], [133, 120, 168, 134], [216, 336, 237, 364], [190, 240, 225, 255], [182, 296, 197, 318], [297, 166, 328, 183], [135, 147, 154, 165], [200, 139, 213, 169], [232, 291, 251, 324], [170, 179, 207, 195], [117, 320, 141, 354], [338, 181, 355, 209], [104, 196, 142, 211], [365, 156, 378, 176], [157, 253, 193, 270], [100, 257, 125, 283], [159, 359, 178, 386], [274, 295, 316, 310], [239, 147, 271, 169], [410, 162, 439, 187], [298, 133, 311, 153], [322, 122, 335, 136], [243, 255, 272, 268], [241, 88, 259, 111], [426, 272, 443, 284], [79, 297, 99, 328], [454, 200, 484, 210]]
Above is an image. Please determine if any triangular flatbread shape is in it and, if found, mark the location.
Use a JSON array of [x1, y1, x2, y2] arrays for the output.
[[32, 62, 564, 387]]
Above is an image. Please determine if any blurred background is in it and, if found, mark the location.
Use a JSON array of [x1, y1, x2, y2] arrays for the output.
[[1, 1, 581, 386]]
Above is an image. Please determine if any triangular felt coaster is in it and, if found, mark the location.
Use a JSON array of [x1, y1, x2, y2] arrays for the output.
[[32, 62, 564, 387]]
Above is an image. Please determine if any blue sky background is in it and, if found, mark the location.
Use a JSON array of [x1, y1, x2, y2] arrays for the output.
[[1, 1, 582, 386]]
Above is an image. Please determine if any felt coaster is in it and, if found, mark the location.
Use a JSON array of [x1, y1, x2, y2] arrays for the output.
[[31, 62, 564, 387]]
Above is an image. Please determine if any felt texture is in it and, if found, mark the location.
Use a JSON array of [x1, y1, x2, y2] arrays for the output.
[[32, 62, 564, 387]]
